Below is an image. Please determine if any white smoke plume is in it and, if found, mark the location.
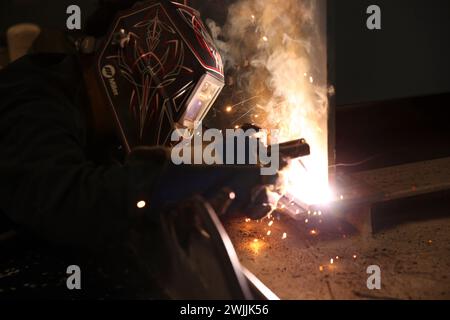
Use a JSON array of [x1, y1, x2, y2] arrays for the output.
[[208, 0, 331, 205]]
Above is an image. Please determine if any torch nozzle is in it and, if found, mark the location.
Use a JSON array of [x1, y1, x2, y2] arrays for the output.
[[271, 139, 311, 160]]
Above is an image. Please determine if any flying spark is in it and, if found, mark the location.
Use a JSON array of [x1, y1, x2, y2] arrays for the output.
[[137, 201, 146, 209]]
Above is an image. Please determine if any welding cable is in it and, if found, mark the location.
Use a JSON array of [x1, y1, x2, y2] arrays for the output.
[[328, 154, 382, 169]]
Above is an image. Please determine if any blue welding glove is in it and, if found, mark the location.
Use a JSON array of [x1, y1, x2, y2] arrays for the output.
[[126, 147, 277, 220]]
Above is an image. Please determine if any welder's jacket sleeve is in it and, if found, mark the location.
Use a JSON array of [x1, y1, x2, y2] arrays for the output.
[[0, 54, 166, 249]]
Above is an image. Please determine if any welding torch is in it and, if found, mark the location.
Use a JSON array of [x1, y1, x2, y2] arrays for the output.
[[269, 138, 310, 164], [206, 124, 311, 219], [239, 123, 311, 168]]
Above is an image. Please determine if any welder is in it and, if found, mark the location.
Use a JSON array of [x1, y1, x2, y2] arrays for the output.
[[0, 0, 279, 298]]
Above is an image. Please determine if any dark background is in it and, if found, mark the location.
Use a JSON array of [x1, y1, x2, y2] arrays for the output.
[[1, 0, 450, 105], [334, 0, 450, 105]]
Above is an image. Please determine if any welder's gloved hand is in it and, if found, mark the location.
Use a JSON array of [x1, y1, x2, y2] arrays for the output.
[[126, 147, 278, 220]]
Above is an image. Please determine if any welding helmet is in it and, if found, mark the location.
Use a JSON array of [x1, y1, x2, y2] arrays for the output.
[[95, 1, 224, 151]]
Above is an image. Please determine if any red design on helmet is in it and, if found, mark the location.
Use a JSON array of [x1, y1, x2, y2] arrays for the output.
[[97, 1, 224, 150]]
